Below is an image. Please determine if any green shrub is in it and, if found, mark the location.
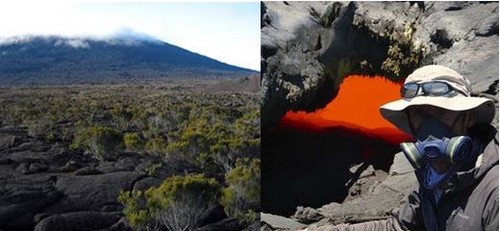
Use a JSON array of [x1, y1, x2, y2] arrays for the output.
[[117, 191, 151, 230], [221, 158, 260, 224], [27, 117, 54, 139], [145, 137, 168, 155], [72, 125, 123, 160], [146, 114, 173, 138], [119, 174, 221, 231], [144, 162, 162, 177], [124, 132, 143, 151], [166, 119, 212, 167], [45, 132, 56, 142], [111, 103, 133, 121]]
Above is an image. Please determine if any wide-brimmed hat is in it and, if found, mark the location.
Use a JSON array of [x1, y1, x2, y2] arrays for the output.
[[379, 65, 496, 135]]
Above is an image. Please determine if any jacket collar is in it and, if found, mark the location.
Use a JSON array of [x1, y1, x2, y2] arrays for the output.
[[446, 127, 498, 193]]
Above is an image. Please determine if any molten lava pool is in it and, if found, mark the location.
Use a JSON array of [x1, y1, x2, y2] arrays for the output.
[[262, 75, 413, 215], [280, 75, 411, 145]]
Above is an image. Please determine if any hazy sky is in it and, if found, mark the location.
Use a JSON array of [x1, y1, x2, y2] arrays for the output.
[[0, 2, 260, 71]]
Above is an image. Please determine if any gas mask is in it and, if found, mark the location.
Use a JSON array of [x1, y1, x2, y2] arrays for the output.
[[400, 135, 473, 170], [401, 135, 473, 189], [400, 115, 474, 189]]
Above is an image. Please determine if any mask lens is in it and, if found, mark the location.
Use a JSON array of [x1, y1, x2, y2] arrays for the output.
[[402, 84, 419, 98], [422, 82, 450, 96]]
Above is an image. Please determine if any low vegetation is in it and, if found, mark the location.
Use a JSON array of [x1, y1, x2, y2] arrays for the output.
[[221, 158, 260, 224], [118, 174, 221, 231], [0, 80, 260, 230]]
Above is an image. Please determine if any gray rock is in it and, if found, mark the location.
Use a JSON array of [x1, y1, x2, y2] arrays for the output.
[[371, 173, 417, 200], [12, 140, 52, 153], [388, 152, 414, 176], [44, 171, 145, 213], [312, 152, 417, 225], [16, 162, 30, 174], [317, 193, 397, 225], [96, 156, 141, 173], [0, 134, 16, 150], [242, 221, 259, 231], [353, 2, 422, 37], [423, 1, 476, 13], [132, 176, 161, 191], [261, 2, 344, 127], [100, 204, 123, 212], [34, 211, 121, 231], [260, 223, 274, 231], [60, 160, 83, 172], [33, 213, 51, 223], [432, 36, 498, 94], [8, 150, 52, 163], [348, 163, 364, 174], [29, 163, 49, 173], [348, 181, 363, 197], [293, 206, 324, 224], [360, 165, 376, 178], [0, 184, 62, 230], [114, 156, 142, 171], [108, 217, 132, 231], [476, 12, 499, 36], [95, 161, 117, 173], [317, 202, 341, 214], [261, 212, 307, 230], [373, 153, 417, 197], [349, 164, 376, 179], [0, 204, 34, 230], [74, 166, 103, 176], [0, 158, 13, 164], [195, 218, 242, 231]]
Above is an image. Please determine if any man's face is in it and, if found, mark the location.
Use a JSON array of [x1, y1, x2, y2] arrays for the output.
[[406, 105, 472, 139], [406, 106, 473, 174]]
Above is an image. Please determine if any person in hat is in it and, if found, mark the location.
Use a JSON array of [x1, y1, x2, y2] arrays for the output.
[[304, 65, 498, 230], [380, 65, 498, 230]]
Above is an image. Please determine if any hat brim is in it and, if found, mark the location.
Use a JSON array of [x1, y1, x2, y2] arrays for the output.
[[380, 96, 496, 135]]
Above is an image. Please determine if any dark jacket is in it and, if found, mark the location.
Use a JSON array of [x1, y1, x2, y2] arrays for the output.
[[305, 127, 498, 231], [397, 127, 499, 231]]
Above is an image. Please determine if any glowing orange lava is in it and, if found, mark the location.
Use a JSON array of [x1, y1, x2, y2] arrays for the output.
[[281, 75, 411, 144]]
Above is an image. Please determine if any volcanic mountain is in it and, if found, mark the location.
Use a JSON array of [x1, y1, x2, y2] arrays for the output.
[[0, 34, 257, 86]]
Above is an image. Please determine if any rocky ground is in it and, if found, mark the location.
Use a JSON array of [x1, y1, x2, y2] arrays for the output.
[[0, 126, 252, 231], [0, 127, 171, 231], [261, 1, 498, 230], [261, 152, 417, 230], [0, 126, 140, 231]]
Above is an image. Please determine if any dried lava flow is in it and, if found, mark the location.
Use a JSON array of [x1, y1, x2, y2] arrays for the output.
[[280, 75, 412, 145]]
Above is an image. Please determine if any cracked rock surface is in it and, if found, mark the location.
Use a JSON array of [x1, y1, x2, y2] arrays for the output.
[[0, 127, 188, 231], [261, 1, 498, 129]]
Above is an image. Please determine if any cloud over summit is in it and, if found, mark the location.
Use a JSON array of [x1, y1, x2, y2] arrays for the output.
[[0, 2, 260, 71]]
